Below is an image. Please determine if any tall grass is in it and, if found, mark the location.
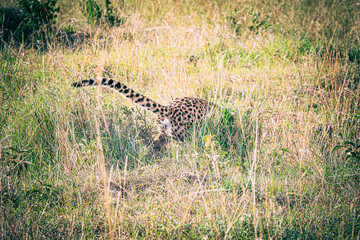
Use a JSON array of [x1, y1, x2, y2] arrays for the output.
[[1, 0, 359, 238]]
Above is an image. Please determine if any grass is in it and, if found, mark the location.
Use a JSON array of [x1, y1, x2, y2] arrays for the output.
[[1, 0, 360, 238]]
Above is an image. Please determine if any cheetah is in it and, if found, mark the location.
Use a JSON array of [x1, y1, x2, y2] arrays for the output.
[[72, 78, 214, 149]]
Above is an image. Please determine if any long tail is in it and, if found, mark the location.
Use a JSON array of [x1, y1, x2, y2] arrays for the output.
[[72, 78, 170, 117]]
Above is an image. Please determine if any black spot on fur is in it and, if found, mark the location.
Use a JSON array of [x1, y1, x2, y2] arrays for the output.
[[135, 93, 140, 97], [123, 89, 129, 94], [115, 82, 121, 89], [108, 80, 114, 85], [72, 82, 81, 87], [89, 79, 95, 85], [146, 103, 151, 107], [178, 117, 181, 121], [102, 78, 107, 84], [135, 98, 144, 103], [153, 103, 156, 107]]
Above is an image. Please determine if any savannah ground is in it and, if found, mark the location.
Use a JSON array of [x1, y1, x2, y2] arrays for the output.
[[0, 0, 359, 239]]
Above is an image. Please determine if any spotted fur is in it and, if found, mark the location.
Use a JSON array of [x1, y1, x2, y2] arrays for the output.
[[72, 78, 214, 140]]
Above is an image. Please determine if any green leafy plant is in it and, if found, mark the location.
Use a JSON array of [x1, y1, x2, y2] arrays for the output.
[[0, 0, 59, 43], [82, 0, 102, 24], [248, 8, 270, 34], [18, 0, 59, 28], [81, 0, 125, 27], [227, 6, 271, 36], [64, 24, 75, 34]]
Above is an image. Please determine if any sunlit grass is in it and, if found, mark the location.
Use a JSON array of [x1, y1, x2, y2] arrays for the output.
[[1, 0, 359, 238]]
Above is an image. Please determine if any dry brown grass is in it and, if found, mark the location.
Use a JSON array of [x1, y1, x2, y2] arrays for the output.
[[0, 0, 359, 238]]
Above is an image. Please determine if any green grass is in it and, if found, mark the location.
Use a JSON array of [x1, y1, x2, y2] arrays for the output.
[[1, 0, 360, 238]]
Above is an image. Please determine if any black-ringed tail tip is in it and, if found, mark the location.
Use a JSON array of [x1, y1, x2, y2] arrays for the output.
[[71, 78, 97, 87], [71, 78, 215, 142]]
